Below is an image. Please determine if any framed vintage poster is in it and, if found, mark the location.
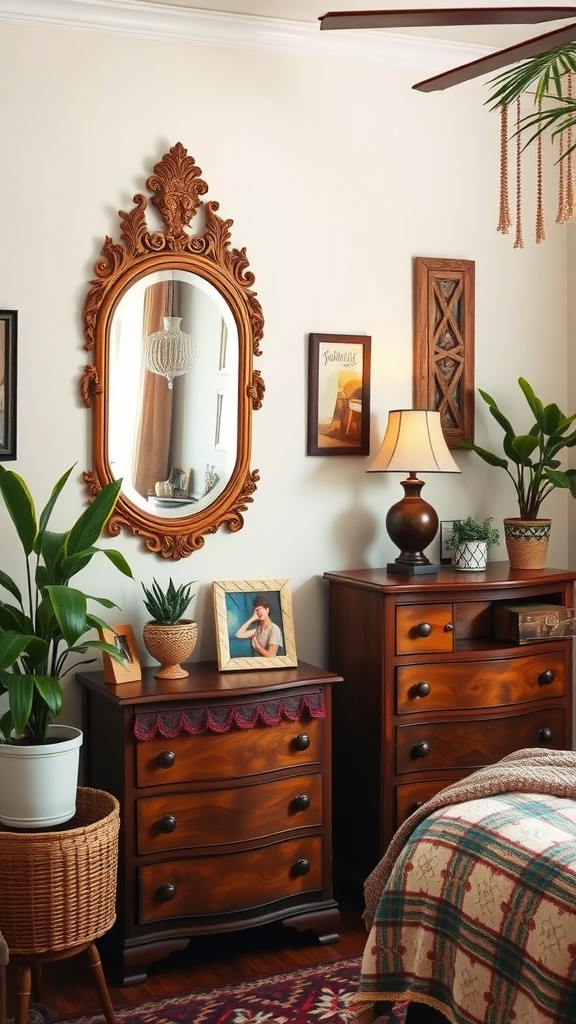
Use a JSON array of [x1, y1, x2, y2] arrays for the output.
[[307, 333, 371, 456], [97, 623, 142, 684], [0, 310, 17, 461], [413, 257, 475, 449], [213, 579, 298, 672]]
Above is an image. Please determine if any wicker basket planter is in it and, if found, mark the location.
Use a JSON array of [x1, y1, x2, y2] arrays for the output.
[[0, 787, 119, 955], [142, 619, 198, 679], [503, 518, 551, 570]]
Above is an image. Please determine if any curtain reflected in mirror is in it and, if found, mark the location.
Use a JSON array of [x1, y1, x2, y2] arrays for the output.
[[108, 270, 239, 519]]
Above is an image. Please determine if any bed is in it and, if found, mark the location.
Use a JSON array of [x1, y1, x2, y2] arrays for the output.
[[350, 748, 576, 1024]]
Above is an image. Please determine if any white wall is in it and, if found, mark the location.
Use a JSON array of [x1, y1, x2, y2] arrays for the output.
[[0, 11, 570, 728]]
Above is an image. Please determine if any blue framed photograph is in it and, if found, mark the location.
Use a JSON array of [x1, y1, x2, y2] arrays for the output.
[[213, 578, 297, 672]]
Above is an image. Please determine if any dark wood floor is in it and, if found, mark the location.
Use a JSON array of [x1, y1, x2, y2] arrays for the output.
[[5, 892, 368, 1021]]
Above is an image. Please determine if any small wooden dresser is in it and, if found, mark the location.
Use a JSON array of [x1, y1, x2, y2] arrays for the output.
[[76, 661, 342, 984], [323, 563, 576, 893]]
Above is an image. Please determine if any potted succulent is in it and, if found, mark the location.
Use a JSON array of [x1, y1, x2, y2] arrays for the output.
[[141, 577, 197, 679], [461, 377, 576, 568], [446, 516, 500, 572], [0, 464, 133, 828]]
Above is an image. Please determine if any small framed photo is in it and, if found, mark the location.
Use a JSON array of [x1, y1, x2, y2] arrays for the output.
[[307, 333, 371, 456], [440, 521, 455, 565], [0, 310, 17, 461], [98, 623, 142, 684], [213, 579, 298, 672]]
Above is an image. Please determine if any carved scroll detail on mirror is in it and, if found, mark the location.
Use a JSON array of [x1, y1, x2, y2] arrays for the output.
[[81, 143, 265, 559]]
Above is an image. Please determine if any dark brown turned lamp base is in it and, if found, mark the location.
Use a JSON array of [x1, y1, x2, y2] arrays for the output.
[[386, 474, 439, 575]]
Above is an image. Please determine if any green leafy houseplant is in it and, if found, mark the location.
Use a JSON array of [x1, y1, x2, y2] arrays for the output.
[[0, 465, 133, 744], [487, 45, 576, 160], [141, 578, 196, 624], [461, 378, 576, 520], [447, 516, 500, 550]]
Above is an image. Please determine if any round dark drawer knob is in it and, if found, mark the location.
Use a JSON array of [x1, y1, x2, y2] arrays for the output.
[[294, 733, 310, 751], [294, 858, 311, 876], [416, 622, 432, 638], [159, 815, 177, 833], [413, 741, 430, 758], [540, 669, 556, 685], [157, 750, 176, 769], [445, 623, 454, 633], [540, 727, 553, 743], [293, 794, 311, 811], [415, 682, 431, 698], [411, 801, 424, 812], [158, 883, 176, 901]]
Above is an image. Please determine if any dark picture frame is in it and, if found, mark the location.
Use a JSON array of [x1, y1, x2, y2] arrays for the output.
[[0, 310, 17, 461], [307, 333, 371, 456], [413, 257, 475, 449], [213, 579, 298, 672], [440, 521, 455, 565]]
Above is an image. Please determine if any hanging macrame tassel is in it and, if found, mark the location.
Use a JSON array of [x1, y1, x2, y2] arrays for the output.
[[513, 96, 524, 248], [557, 74, 575, 224], [565, 74, 574, 222], [497, 103, 512, 233], [557, 129, 566, 222], [535, 96, 547, 242]]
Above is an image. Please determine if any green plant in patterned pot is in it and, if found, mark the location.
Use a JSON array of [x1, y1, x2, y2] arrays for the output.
[[460, 377, 576, 568]]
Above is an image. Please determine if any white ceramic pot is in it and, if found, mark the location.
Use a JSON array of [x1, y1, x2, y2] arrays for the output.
[[452, 540, 488, 571], [0, 724, 83, 829]]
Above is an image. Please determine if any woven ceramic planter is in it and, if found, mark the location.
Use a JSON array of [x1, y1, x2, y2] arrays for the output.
[[142, 618, 198, 679], [504, 518, 551, 570]]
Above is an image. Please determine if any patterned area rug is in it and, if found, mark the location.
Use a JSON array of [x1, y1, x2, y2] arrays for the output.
[[56, 956, 408, 1023]]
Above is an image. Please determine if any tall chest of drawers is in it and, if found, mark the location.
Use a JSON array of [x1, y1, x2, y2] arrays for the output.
[[323, 564, 576, 893], [76, 661, 341, 984]]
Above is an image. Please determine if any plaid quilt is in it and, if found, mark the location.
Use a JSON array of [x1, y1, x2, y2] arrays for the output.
[[351, 793, 576, 1024]]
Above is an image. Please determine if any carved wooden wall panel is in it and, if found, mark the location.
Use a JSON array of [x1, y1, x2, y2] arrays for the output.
[[413, 256, 475, 449]]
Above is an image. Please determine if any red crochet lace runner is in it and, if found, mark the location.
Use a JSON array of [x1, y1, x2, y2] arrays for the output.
[[133, 691, 325, 741]]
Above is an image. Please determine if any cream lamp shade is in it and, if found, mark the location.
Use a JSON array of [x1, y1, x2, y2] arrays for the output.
[[368, 409, 460, 574]]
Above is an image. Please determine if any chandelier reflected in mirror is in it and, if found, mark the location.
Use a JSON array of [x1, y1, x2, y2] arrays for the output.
[[144, 278, 196, 388], [144, 316, 196, 388]]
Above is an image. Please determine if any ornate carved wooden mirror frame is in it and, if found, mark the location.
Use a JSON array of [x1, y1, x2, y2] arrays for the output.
[[81, 143, 265, 559]]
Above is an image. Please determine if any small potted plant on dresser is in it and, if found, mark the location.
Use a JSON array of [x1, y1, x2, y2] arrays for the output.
[[461, 377, 576, 569], [447, 516, 500, 571], [0, 465, 133, 828], [141, 577, 198, 679]]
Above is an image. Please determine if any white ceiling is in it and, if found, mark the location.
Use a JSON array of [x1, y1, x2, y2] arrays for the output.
[[141, 0, 576, 46]]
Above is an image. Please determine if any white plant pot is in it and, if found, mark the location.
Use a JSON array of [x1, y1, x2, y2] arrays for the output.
[[0, 725, 83, 829], [452, 540, 488, 572]]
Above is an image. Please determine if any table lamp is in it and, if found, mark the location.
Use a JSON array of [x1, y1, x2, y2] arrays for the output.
[[368, 409, 460, 575]]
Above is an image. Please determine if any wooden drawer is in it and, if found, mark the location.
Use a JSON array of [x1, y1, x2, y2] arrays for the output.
[[136, 717, 323, 788], [138, 836, 323, 923], [395, 707, 565, 774], [396, 604, 454, 655], [396, 778, 462, 825], [137, 773, 323, 853], [396, 651, 566, 714]]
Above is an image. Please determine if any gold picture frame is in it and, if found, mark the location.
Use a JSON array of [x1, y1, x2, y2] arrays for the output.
[[213, 579, 298, 672], [98, 623, 142, 684]]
